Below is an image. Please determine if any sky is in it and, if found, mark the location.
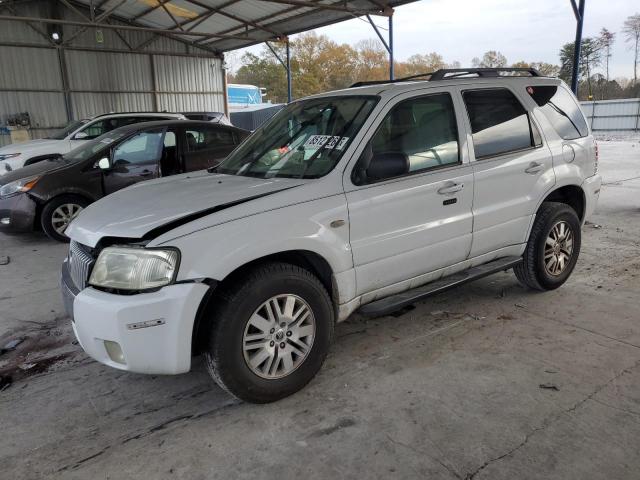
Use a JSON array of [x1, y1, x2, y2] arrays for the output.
[[229, 0, 638, 80]]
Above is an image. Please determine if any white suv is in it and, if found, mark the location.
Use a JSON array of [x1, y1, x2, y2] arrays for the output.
[[0, 112, 185, 175], [60, 69, 601, 403]]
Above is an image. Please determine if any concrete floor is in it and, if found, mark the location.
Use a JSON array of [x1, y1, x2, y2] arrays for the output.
[[1, 140, 639, 480]]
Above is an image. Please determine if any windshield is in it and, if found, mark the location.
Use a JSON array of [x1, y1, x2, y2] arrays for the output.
[[62, 130, 127, 163], [46, 120, 87, 140], [216, 95, 378, 179]]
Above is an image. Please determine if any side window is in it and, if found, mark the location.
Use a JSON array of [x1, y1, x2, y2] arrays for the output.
[[112, 130, 164, 166], [185, 127, 234, 151], [463, 88, 540, 159], [355, 93, 460, 184], [527, 85, 588, 140], [80, 119, 117, 139]]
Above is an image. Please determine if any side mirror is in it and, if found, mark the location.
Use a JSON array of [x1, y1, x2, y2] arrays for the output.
[[73, 131, 88, 140], [97, 157, 110, 170], [365, 152, 410, 182]]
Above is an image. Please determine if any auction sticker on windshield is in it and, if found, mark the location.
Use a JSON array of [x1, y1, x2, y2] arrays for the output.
[[304, 135, 349, 150]]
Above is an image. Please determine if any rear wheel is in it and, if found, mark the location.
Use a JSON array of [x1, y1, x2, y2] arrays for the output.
[[41, 195, 89, 242], [514, 202, 581, 290], [204, 262, 334, 403]]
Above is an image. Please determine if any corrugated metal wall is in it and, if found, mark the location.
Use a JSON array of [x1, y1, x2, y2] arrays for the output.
[[581, 99, 640, 134], [0, 2, 225, 147]]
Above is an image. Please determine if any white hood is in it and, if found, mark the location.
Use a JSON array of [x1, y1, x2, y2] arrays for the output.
[[0, 139, 71, 175], [67, 171, 307, 247]]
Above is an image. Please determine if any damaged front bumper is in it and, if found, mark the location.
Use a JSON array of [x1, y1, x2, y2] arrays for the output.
[[61, 259, 210, 374], [0, 193, 37, 232]]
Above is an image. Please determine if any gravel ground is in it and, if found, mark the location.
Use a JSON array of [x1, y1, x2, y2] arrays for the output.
[[1, 139, 639, 479]]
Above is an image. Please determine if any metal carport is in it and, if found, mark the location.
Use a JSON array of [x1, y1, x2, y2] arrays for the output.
[[0, 0, 588, 141]]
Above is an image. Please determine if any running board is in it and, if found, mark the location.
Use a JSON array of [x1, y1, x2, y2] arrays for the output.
[[358, 256, 522, 317]]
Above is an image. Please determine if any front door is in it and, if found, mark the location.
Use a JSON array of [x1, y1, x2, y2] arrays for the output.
[[460, 86, 556, 257], [102, 128, 164, 195], [345, 90, 474, 296]]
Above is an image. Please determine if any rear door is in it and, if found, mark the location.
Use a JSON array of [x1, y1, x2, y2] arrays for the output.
[[345, 89, 475, 296], [460, 86, 555, 257], [526, 84, 595, 179], [102, 128, 164, 194], [182, 125, 239, 171]]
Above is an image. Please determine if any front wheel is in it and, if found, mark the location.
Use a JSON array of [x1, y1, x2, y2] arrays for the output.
[[514, 202, 582, 290], [41, 195, 89, 242], [204, 263, 334, 403]]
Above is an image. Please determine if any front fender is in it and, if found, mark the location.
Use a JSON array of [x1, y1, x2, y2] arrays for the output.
[[156, 194, 353, 286]]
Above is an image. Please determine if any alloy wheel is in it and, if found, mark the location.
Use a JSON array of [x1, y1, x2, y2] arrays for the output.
[[544, 221, 574, 276], [242, 294, 316, 379], [51, 203, 83, 235]]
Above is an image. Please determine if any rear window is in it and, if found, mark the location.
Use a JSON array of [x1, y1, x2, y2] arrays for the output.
[[463, 88, 541, 159], [527, 85, 588, 140]]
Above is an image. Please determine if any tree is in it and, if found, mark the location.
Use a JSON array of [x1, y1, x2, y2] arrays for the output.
[[581, 38, 603, 98], [353, 39, 388, 82], [599, 28, 615, 82], [623, 13, 640, 84], [472, 51, 508, 68], [559, 38, 602, 98], [398, 52, 446, 77]]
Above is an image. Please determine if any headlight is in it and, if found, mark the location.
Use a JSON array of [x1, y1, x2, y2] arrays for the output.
[[0, 176, 40, 198], [0, 153, 21, 161], [89, 247, 179, 291]]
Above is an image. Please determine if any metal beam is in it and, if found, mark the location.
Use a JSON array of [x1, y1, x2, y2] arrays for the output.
[[131, 0, 172, 21], [266, 39, 292, 102], [366, 12, 394, 80], [252, 0, 385, 16], [184, 0, 282, 37], [0, 39, 221, 58], [160, 1, 185, 31], [388, 13, 394, 80], [571, 0, 585, 94], [62, 0, 222, 54], [0, 14, 256, 41], [286, 38, 292, 102]]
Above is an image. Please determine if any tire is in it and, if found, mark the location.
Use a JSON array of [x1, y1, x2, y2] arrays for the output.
[[514, 201, 581, 291], [204, 262, 334, 403], [41, 195, 90, 242]]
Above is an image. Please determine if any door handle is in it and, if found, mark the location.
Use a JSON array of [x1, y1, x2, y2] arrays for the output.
[[437, 182, 464, 195], [524, 162, 543, 174], [140, 170, 153, 177]]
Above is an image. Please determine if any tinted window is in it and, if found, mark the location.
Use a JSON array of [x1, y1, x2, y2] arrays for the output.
[[463, 89, 538, 159], [185, 127, 234, 151], [112, 130, 163, 166], [356, 93, 460, 183], [79, 119, 117, 139], [527, 85, 588, 140]]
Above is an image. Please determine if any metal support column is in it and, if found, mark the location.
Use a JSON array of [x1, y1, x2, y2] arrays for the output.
[[286, 39, 292, 103], [366, 10, 394, 81], [56, 46, 72, 122], [388, 14, 394, 81], [570, 0, 585, 94], [266, 38, 292, 103]]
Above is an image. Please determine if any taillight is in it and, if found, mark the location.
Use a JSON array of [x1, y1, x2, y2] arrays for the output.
[[594, 141, 599, 174]]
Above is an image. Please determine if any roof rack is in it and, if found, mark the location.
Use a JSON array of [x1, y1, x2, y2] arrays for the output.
[[349, 67, 542, 88]]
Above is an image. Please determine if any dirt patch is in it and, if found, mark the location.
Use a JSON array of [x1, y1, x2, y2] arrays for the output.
[[0, 316, 78, 390]]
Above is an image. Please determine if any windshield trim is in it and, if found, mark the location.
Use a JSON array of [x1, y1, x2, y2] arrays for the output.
[[215, 94, 380, 180]]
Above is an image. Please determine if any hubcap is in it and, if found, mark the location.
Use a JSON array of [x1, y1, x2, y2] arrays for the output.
[[51, 203, 83, 235], [242, 294, 315, 379], [544, 221, 574, 276]]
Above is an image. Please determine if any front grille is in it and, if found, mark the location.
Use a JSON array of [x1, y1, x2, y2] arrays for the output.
[[68, 241, 95, 290]]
